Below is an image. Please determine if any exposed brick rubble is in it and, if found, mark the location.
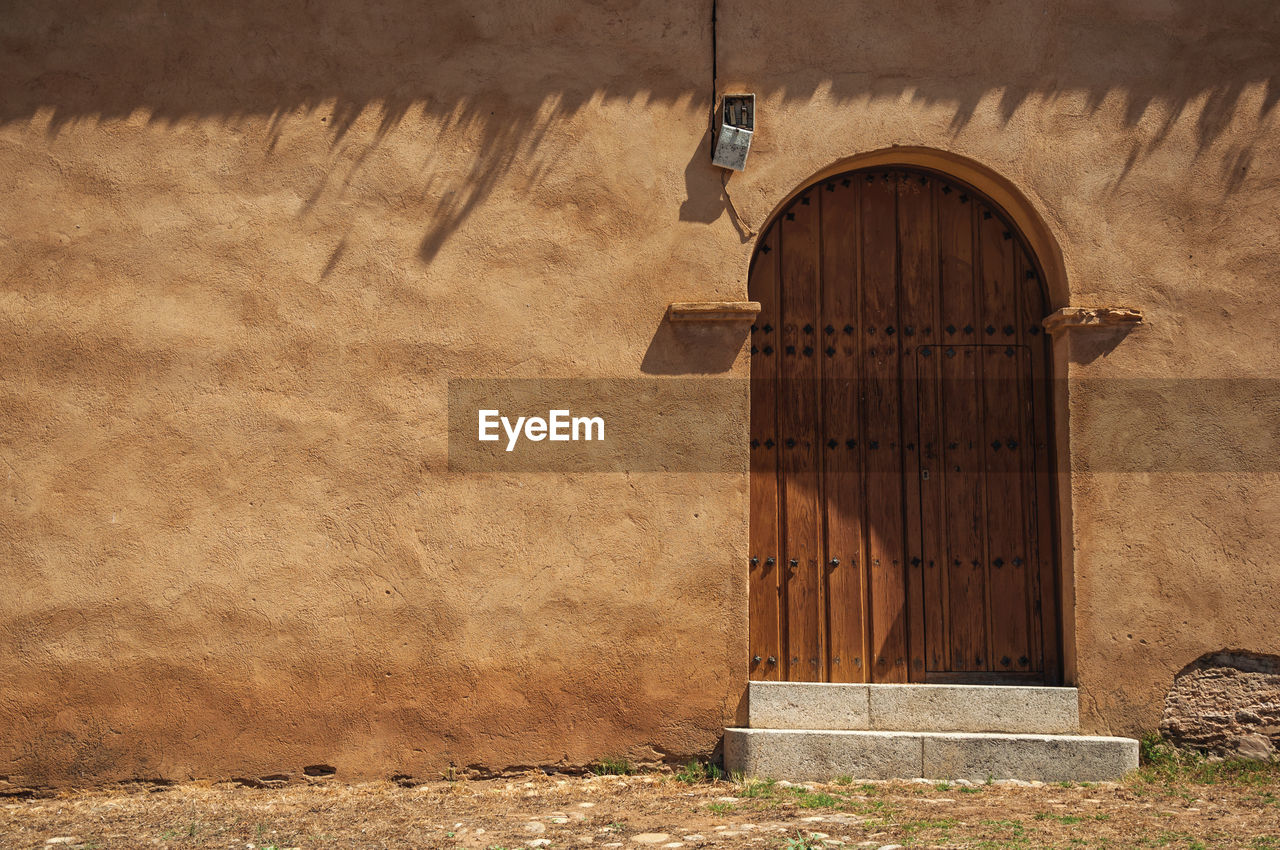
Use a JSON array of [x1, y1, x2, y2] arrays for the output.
[[1159, 651, 1280, 759]]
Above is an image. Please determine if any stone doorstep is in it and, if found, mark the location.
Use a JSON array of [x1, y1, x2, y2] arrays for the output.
[[723, 728, 1140, 783], [746, 681, 1080, 735]]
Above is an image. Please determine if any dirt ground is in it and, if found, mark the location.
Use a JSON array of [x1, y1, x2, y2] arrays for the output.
[[2, 765, 1278, 850]]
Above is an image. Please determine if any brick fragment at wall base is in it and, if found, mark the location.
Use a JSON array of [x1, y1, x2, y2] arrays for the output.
[[1159, 651, 1280, 760]]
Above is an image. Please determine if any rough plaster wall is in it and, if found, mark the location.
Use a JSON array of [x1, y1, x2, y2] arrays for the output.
[[1, 0, 1279, 787], [1160, 651, 1280, 759], [0, 1, 745, 788]]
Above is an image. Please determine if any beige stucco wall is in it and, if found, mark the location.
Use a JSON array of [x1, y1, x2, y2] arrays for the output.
[[1, 0, 1278, 786]]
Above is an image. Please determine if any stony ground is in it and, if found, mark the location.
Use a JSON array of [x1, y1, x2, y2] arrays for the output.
[[2, 760, 1278, 850]]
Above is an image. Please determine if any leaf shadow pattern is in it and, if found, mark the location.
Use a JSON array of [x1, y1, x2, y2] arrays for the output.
[[417, 105, 559, 264], [2, 0, 1278, 260]]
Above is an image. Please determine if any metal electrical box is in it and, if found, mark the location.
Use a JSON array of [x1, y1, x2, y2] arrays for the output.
[[712, 94, 755, 172]]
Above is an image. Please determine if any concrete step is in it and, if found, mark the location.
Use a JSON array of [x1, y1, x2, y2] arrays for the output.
[[724, 728, 1139, 783], [748, 681, 1080, 734]]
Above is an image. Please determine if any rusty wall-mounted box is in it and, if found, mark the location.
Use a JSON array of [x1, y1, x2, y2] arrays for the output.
[[712, 94, 755, 172]]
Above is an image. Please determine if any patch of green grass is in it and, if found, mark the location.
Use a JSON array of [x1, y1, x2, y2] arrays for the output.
[[791, 789, 842, 809], [1193, 758, 1280, 785], [978, 818, 1027, 840], [740, 777, 779, 798], [1137, 733, 1280, 786], [708, 801, 736, 814], [961, 785, 984, 794], [1251, 837, 1280, 849], [1141, 733, 1181, 767], [592, 756, 634, 776], [833, 774, 854, 785], [675, 759, 724, 784], [934, 781, 953, 791], [845, 797, 891, 816], [781, 833, 828, 850]]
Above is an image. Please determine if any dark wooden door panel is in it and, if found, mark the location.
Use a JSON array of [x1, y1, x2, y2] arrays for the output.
[[914, 346, 949, 674], [749, 167, 1060, 684], [1018, 250, 1061, 682], [778, 191, 822, 682], [820, 178, 867, 683], [748, 223, 782, 681], [982, 345, 1033, 674], [941, 344, 988, 672], [897, 175, 940, 683], [860, 174, 908, 683]]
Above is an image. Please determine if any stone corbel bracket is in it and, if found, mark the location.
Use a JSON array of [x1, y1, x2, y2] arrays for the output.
[[667, 301, 762, 322], [1042, 306, 1144, 335]]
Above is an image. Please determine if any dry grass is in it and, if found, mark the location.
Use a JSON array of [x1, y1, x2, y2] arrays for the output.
[[2, 760, 1278, 849]]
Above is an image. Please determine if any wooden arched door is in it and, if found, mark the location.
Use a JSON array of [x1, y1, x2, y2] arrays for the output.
[[748, 166, 1061, 684]]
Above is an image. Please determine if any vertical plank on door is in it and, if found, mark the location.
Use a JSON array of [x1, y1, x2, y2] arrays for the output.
[[861, 172, 907, 682], [778, 192, 823, 682], [1019, 344, 1046, 670], [978, 206, 1026, 675], [939, 184, 980, 343], [748, 223, 783, 681], [938, 182, 987, 672], [981, 345, 1032, 674], [1019, 249, 1061, 680], [941, 344, 988, 671], [978, 206, 1019, 344], [896, 173, 939, 682], [915, 344, 949, 671], [821, 177, 867, 682]]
